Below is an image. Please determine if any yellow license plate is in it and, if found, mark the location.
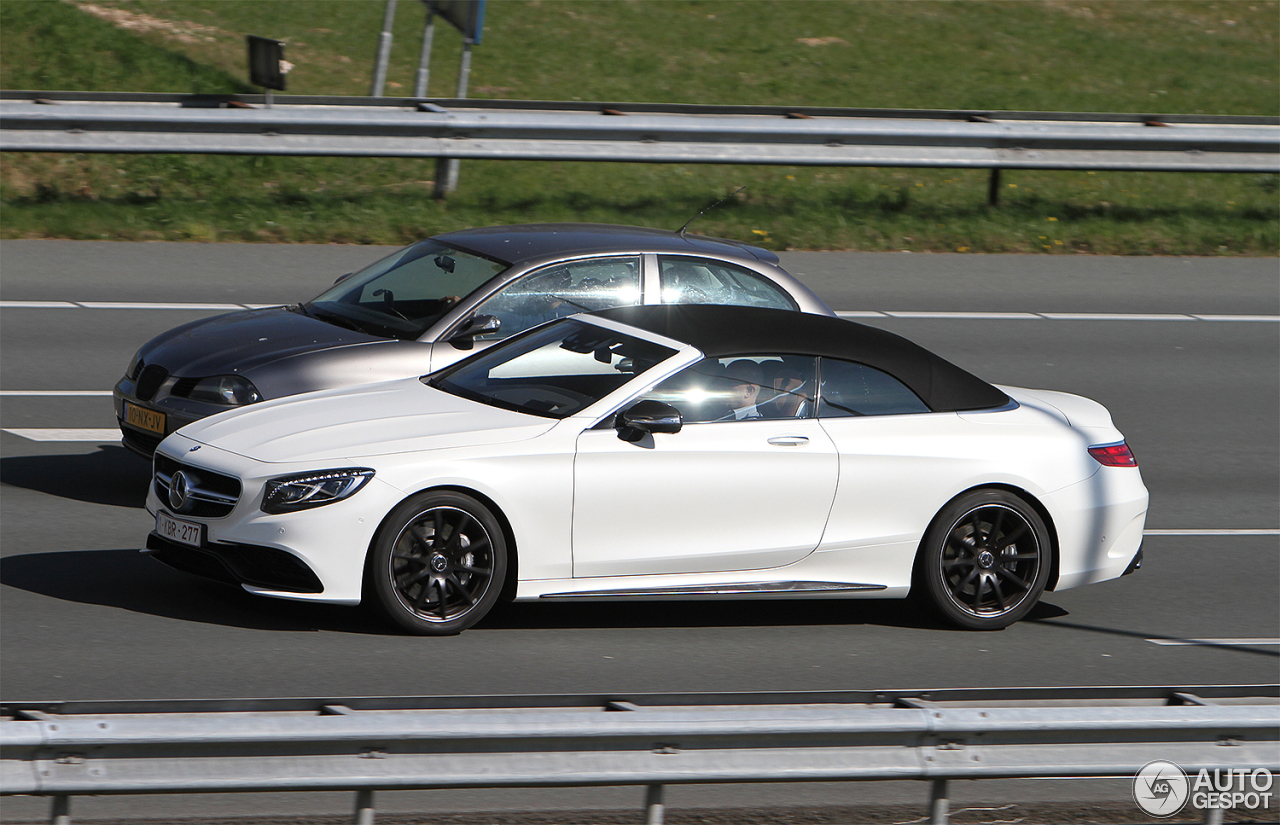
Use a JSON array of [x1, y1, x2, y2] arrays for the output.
[[125, 402, 166, 435]]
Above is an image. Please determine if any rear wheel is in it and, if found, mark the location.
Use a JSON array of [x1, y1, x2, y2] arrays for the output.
[[369, 491, 507, 635], [921, 490, 1050, 630]]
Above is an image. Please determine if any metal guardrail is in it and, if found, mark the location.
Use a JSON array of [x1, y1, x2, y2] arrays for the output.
[[1, 92, 1276, 174], [3, 686, 1277, 825]]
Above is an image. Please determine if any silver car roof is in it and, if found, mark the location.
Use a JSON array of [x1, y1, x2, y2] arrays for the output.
[[432, 223, 781, 266]]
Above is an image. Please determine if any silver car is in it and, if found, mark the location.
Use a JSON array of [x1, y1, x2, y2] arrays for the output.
[[114, 223, 834, 457]]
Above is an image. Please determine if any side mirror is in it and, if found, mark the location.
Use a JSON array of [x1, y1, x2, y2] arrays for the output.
[[616, 400, 682, 443], [448, 315, 501, 350]]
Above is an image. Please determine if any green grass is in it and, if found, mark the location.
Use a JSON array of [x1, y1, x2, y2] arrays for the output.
[[1, 0, 1277, 253]]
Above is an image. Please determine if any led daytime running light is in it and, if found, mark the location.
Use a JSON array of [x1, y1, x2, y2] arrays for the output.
[[261, 468, 375, 513]]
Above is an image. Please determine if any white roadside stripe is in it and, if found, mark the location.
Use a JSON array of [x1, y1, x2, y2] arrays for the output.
[[1146, 638, 1280, 646], [0, 390, 113, 397], [1145, 528, 1280, 536], [835, 310, 1279, 322], [76, 301, 245, 311], [0, 302, 1274, 321], [0, 301, 282, 310], [3, 428, 121, 441]]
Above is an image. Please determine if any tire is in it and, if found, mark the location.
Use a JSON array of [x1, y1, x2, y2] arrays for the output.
[[920, 489, 1051, 630], [369, 491, 507, 635]]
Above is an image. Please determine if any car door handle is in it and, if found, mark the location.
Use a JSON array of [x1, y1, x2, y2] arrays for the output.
[[767, 435, 809, 447]]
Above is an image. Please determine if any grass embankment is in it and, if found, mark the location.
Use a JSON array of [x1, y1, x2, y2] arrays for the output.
[[1, 0, 1276, 253]]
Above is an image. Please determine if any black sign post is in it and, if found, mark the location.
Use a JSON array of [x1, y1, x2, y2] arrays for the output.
[[246, 36, 288, 107], [421, 1, 485, 196]]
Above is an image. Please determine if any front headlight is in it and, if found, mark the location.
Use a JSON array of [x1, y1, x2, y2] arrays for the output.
[[189, 375, 263, 406], [261, 469, 375, 514]]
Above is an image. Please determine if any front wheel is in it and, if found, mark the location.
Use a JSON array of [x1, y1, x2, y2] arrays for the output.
[[369, 491, 507, 635], [920, 490, 1051, 630]]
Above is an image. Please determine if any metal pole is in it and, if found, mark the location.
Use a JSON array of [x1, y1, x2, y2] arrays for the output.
[[1201, 806, 1225, 825], [370, 0, 398, 97], [929, 778, 949, 825], [50, 795, 71, 825], [353, 788, 375, 825], [433, 38, 473, 197], [644, 783, 665, 825], [987, 168, 1002, 206], [415, 10, 435, 98]]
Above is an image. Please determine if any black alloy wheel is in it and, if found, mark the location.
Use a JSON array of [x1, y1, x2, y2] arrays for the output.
[[369, 491, 507, 635], [920, 490, 1051, 630]]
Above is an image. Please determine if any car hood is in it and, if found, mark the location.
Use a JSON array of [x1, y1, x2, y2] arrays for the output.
[[178, 377, 555, 462], [139, 306, 383, 377]]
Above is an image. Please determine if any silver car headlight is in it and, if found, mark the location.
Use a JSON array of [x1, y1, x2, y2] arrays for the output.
[[261, 469, 375, 514], [188, 375, 263, 405]]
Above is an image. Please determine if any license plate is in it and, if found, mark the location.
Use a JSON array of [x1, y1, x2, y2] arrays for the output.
[[156, 511, 202, 548], [125, 402, 166, 435]]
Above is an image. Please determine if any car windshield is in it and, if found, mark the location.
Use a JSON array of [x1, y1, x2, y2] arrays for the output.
[[304, 240, 509, 340], [429, 319, 678, 419]]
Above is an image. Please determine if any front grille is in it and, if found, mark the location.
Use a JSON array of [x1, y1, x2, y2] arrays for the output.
[[154, 453, 242, 518], [136, 364, 169, 401], [146, 534, 324, 593], [120, 423, 163, 458]]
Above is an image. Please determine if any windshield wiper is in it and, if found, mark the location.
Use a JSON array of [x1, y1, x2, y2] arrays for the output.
[[306, 305, 367, 334]]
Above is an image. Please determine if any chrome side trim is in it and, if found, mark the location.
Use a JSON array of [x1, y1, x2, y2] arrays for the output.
[[539, 581, 887, 600]]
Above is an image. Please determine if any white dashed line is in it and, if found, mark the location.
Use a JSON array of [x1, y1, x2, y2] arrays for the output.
[[0, 391, 114, 397], [0, 302, 1274, 321], [1144, 528, 1280, 537], [1146, 638, 1280, 646], [3, 428, 121, 442]]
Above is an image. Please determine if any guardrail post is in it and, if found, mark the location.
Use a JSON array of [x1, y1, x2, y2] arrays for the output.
[[987, 169, 1002, 206], [353, 788, 375, 825], [1201, 806, 1225, 825], [929, 778, 949, 825], [50, 794, 70, 825], [644, 783, 665, 825]]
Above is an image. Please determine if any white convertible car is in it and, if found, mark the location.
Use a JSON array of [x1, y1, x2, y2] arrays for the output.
[[145, 305, 1148, 634]]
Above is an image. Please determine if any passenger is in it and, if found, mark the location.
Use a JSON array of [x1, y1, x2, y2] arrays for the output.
[[720, 360, 764, 420], [769, 363, 813, 419]]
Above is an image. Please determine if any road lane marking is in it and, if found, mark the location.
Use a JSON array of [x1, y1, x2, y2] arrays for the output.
[[0, 302, 1274, 321], [1144, 528, 1280, 536], [0, 301, 282, 310], [884, 311, 1042, 320], [1146, 638, 1280, 646], [3, 428, 121, 441], [76, 301, 246, 311], [837, 311, 1279, 322], [0, 391, 113, 397]]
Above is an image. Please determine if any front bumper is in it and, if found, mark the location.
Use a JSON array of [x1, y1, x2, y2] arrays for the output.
[[145, 532, 323, 593], [144, 434, 403, 604], [114, 381, 241, 458]]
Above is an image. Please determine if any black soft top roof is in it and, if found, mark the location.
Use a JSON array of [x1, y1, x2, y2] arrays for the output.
[[433, 223, 779, 265], [593, 304, 1010, 413]]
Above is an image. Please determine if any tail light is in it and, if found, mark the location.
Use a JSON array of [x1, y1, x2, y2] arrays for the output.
[[1089, 441, 1138, 467]]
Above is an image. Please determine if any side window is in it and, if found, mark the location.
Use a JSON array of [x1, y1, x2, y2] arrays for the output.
[[474, 256, 641, 340], [659, 257, 798, 310], [636, 355, 817, 423], [818, 359, 931, 418]]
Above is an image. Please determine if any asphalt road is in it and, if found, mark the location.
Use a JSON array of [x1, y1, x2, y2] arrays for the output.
[[1, 242, 1276, 821]]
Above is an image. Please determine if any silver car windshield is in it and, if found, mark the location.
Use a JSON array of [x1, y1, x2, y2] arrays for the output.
[[429, 320, 678, 419], [305, 241, 509, 340]]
